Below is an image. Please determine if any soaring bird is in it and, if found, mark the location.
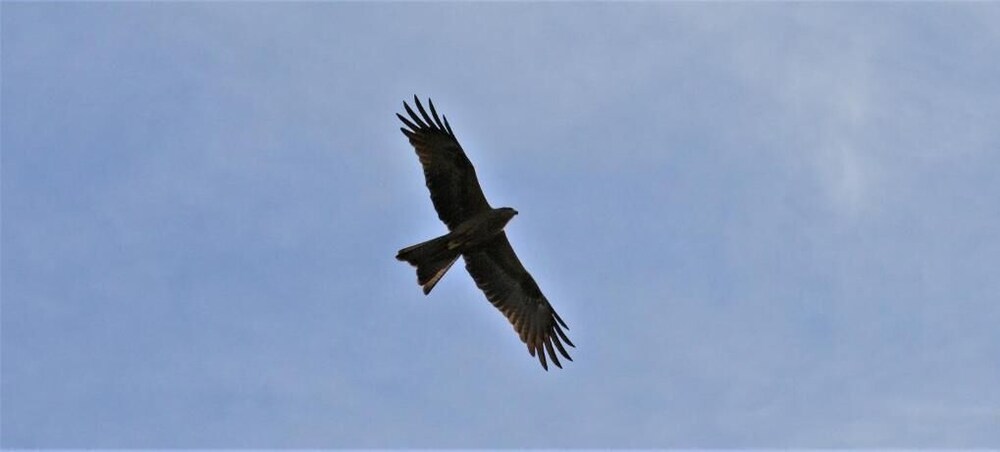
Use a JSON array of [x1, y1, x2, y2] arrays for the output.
[[395, 96, 574, 370]]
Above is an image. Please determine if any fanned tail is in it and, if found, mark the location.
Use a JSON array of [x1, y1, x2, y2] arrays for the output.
[[396, 234, 461, 294]]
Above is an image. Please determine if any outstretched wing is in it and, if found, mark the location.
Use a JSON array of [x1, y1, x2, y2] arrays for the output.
[[463, 234, 574, 370], [397, 96, 491, 230]]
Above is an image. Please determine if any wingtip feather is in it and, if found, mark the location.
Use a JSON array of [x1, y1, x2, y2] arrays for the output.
[[544, 340, 562, 369], [553, 310, 569, 329], [552, 332, 573, 360], [443, 115, 454, 135], [414, 96, 435, 129], [428, 98, 446, 130], [556, 326, 575, 348], [403, 102, 428, 128], [537, 347, 549, 370], [397, 113, 420, 133]]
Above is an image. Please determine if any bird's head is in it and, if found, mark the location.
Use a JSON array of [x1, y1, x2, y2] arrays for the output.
[[501, 207, 518, 218]]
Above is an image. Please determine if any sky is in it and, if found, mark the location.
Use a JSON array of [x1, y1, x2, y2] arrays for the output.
[[3, 2, 1000, 448]]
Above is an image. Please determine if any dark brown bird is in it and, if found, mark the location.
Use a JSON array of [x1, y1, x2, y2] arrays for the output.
[[395, 96, 574, 370]]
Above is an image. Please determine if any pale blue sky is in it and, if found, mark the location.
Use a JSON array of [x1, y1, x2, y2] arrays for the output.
[[3, 3, 999, 448]]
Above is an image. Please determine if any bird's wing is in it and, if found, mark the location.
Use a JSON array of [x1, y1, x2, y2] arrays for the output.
[[397, 96, 491, 230], [463, 233, 574, 370]]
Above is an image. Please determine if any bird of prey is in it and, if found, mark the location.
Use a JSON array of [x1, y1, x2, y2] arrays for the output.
[[395, 96, 574, 370]]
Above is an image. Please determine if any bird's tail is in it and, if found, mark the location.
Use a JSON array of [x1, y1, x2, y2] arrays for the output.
[[396, 233, 461, 295]]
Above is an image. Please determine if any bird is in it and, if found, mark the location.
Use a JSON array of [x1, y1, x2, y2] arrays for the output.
[[395, 96, 574, 370]]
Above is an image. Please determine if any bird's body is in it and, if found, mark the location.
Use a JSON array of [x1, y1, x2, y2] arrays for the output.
[[396, 207, 517, 295], [395, 96, 574, 370]]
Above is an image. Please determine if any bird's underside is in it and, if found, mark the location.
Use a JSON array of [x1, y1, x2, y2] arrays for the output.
[[395, 96, 574, 370]]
